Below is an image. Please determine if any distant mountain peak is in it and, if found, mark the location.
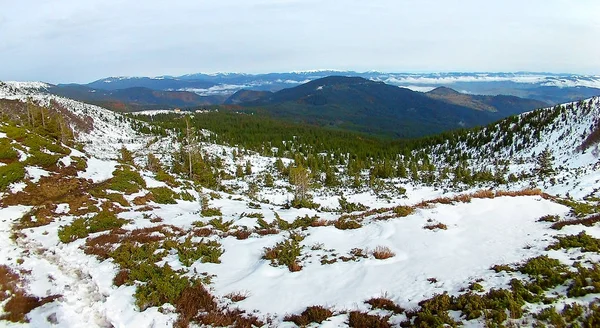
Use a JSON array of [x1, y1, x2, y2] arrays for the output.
[[427, 86, 461, 96]]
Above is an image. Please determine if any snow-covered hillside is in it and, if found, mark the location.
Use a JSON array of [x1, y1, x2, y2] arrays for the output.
[[1, 84, 600, 327]]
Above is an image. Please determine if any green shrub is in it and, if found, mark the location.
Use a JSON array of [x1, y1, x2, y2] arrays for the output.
[[57, 218, 88, 243], [338, 196, 368, 213], [535, 307, 566, 327], [155, 169, 179, 187], [0, 162, 25, 190], [519, 255, 571, 290], [27, 150, 60, 168], [0, 139, 18, 161], [88, 211, 128, 233], [201, 207, 222, 217], [176, 237, 223, 266], [547, 231, 600, 252], [2, 125, 27, 140], [57, 211, 128, 243], [208, 217, 231, 232], [178, 191, 195, 201], [109, 166, 146, 194], [150, 187, 177, 204], [263, 233, 304, 271], [133, 264, 191, 311], [393, 205, 414, 217], [334, 218, 362, 230]]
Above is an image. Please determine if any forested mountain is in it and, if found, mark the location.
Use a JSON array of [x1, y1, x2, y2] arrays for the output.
[[72, 72, 600, 105], [230, 76, 546, 138]]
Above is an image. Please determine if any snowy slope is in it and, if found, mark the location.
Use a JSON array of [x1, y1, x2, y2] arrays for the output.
[[1, 83, 599, 327]]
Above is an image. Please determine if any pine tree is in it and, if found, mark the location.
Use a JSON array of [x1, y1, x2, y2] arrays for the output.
[[534, 148, 554, 178]]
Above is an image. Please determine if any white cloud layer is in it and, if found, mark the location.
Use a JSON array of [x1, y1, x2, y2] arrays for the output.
[[1, 0, 599, 83]]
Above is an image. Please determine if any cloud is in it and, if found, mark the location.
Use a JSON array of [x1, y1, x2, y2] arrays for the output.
[[0, 0, 599, 83]]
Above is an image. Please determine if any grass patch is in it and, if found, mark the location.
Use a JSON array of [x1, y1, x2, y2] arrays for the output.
[[547, 231, 600, 252], [149, 187, 178, 204], [58, 211, 129, 243], [284, 305, 333, 326], [0, 162, 26, 191], [109, 165, 146, 194], [372, 246, 395, 260]]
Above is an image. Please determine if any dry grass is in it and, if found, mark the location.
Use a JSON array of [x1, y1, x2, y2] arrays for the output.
[[0, 265, 60, 322], [348, 311, 391, 328], [365, 297, 404, 314], [284, 305, 334, 326], [255, 228, 279, 236], [174, 283, 262, 328], [231, 229, 252, 240], [550, 214, 600, 230], [224, 291, 249, 303], [424, 222, 448, 230], [288, 262, 303, 272], [371, 246, 395, 260]]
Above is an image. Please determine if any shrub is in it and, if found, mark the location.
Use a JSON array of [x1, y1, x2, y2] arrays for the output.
[[392, 205, 414, 217], [366, 297, 404, 314], [518, 255, 571, 290], [338, 196, 368, 213], [547, 231, 600, 252], [2, 125, 27, 140], [224, 291, 249, 303], [177, 237, 223, 265], [133, 264, 191, 311], [263, 233, 304, 271], [57, 218, 88, 243], [26, 150, 59, 168], [201, 207, 222, 217], [551, 214, 600, 230], [372, 246, 395, 260], [537, 214, 560, 223], [150, 187, 178, 204], [57, 211, 128, 243], [0, 162, 25, 190], [334, 218, 362, 230], [284, 306, 333, 326], [109, 166, 146, 194], [424, 222, 448, 230], [208, 217, 232, 232], [0, 139, 18, 161], [348, 311, 390, 328], [155, 170, 179, 187]]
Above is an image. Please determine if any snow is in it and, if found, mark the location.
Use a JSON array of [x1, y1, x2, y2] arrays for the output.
[[25, 166, 51, 183], [207, 196, 567, 315], [78, 157, 117, 182]]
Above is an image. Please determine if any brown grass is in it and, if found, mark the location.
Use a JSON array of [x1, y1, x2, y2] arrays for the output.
[[366, 297, 404, 314], [371, 246, 395, 260], [192, 228, 213, 237], [174, 283, 262, 328], [550, 214, 600, 230], [133, 193, 154, 205], [0, 265, 60, 322], [224, 291, 249, 303], [255, 228, 279, 236], [348, 311, 391, 328], [284, 305, 334, 326], [288, 262, 303, 272], [424, 223, 448, 230], [232, 229, 252, 240]]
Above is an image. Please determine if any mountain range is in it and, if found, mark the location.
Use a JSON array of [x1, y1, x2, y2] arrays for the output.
[[224, 76, 548, 137], [64, 71, 600, 105]]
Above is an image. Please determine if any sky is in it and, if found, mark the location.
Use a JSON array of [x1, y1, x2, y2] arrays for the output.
[[1, 0, 599, 83]]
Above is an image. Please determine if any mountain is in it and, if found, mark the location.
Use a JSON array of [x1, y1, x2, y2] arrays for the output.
[[1, 81, 600, 327], [426, 86, 547, 115], [224, 90, 273, 105], [233, 76, 545, 138], [73, 72, 600, 105], [45, 84, 226, 111]]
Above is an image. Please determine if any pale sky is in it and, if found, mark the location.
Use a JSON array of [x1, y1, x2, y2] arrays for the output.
[[1, 0, 599, 83]]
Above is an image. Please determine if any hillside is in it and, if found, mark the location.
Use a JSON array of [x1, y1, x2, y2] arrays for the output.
[[235, 76, 545, 138], [1, 82, 600, 327], [426, 86, 547, 115]]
